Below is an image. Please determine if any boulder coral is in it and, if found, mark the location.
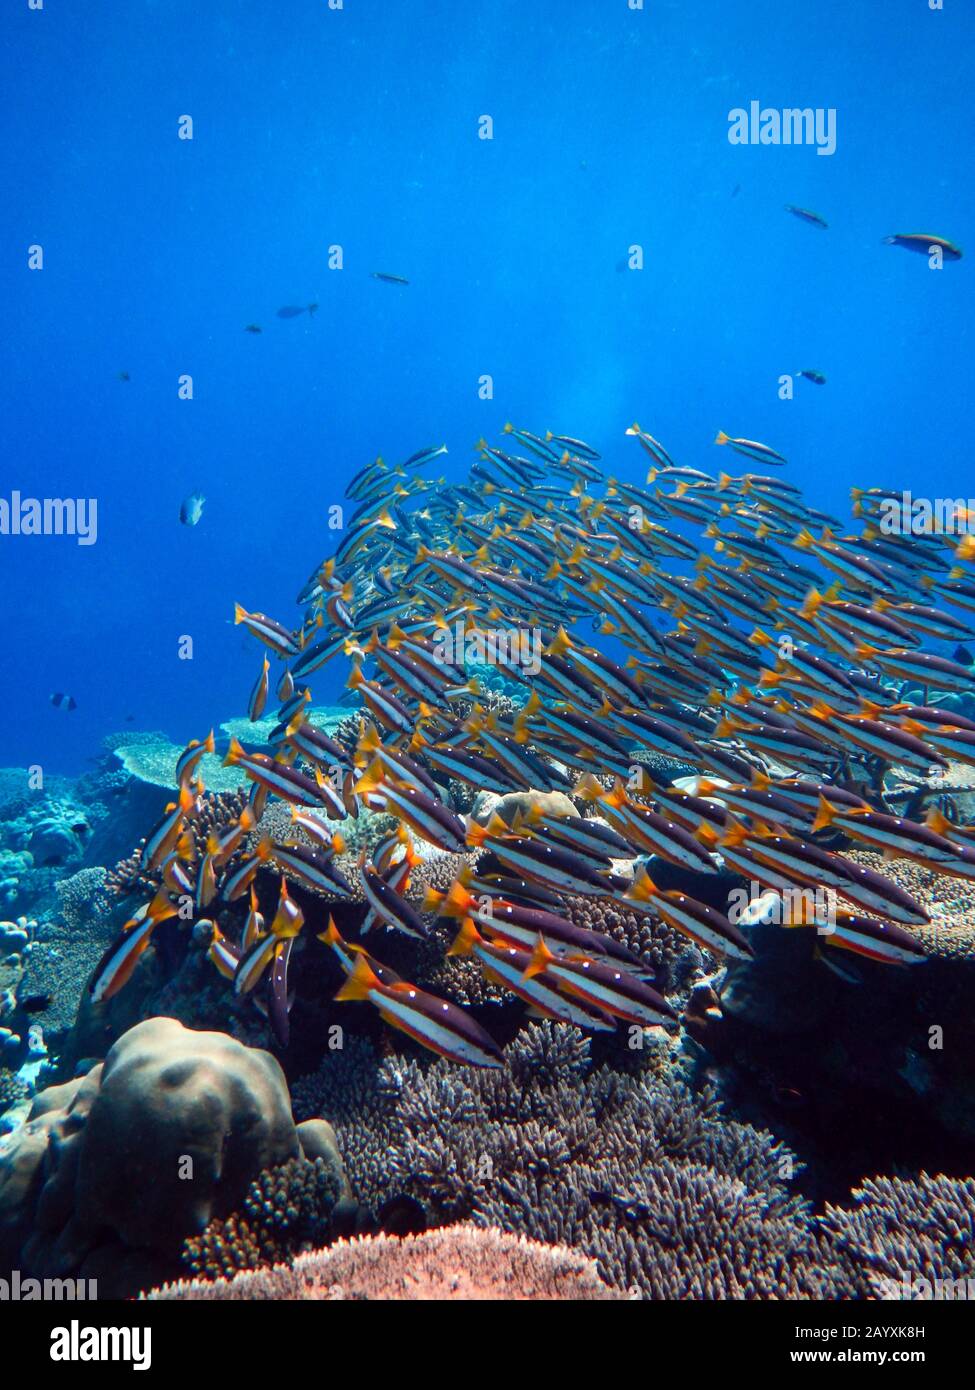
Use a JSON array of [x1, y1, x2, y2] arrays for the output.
[[0, 1017, 343, 1297]]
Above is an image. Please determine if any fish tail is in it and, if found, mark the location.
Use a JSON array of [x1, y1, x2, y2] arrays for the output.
[[811, 796, 838, 834], [422, 886, 446, 914], [466, 821, 491, 850], [224, 736, 245, 766], [523, 933, 556, 981], [334, 952, 379, 1002], [447, 917, 480, 957], [318, 915, 343, 948]]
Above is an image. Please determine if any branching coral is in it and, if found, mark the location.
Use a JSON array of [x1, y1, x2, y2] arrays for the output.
[[291, 1021, 856, 1298], [821, 1173, 975, 1299], [182, 1154, 345, 1280]]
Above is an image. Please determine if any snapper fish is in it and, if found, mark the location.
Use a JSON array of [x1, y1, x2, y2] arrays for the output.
[[89, 892, 179, 1003]]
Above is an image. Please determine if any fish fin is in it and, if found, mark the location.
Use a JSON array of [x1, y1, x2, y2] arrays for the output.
[[422, 886, 446, 914], [625, 868, 658, 902], [811, 796, 838, 835], [925, 807, 954, 837], [523, 934, 556, 981], [447, 917, 480, 957], [224, 737, 245, 766], [318, 915, 343, 948], [334, 952, 379, 1001]]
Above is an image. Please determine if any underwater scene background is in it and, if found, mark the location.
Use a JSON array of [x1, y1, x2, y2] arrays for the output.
[[1, 0, 974, 1309]]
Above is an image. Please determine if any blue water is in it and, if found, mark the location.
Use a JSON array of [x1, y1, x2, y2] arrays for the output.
[[1, 0, 971, 774]]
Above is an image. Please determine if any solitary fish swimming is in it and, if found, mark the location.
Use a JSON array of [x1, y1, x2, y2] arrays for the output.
[[785, 205, 828, 230], [372, 271, 409, 286], [883, 233, 962, 261], [179, 491, 206, 527]]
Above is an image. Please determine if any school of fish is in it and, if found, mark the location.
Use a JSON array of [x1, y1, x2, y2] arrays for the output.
[[90, 422, 975, 1067]]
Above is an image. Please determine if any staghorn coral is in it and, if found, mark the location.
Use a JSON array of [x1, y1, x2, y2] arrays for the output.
[[292, 1021, 855, 1298], [821, 1173, 975, 1299], [150, 1225, 622, 1300], [182, 1154, 344, 1280]]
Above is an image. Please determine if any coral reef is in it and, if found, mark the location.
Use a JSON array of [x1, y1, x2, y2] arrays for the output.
[[150, 1225, 621, 1300], [821, 1173, 975, 1299], [182, 1151, 348, 1280], [112, 736, 247, 795], [0, 1017, 340, 1297], [291, 1021, 855, 1298]]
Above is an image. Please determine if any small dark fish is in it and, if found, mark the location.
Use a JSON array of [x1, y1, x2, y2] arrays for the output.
[[372, 271, 409, 286], [797, 369, 826, 385], [883, 233, 962, 261], [244, 324, 262, 334], [50, 692, 77, 711], [953, 644, 974, 667], [731, 183, 741, 198], [179, 490, 206, 527], [785, 205, 828, 230], [118, 371, 130, 382], [276, 304, 317, 318]]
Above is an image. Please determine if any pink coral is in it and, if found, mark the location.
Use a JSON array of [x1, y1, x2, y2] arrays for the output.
[[148, 1225, 622, 1300]]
